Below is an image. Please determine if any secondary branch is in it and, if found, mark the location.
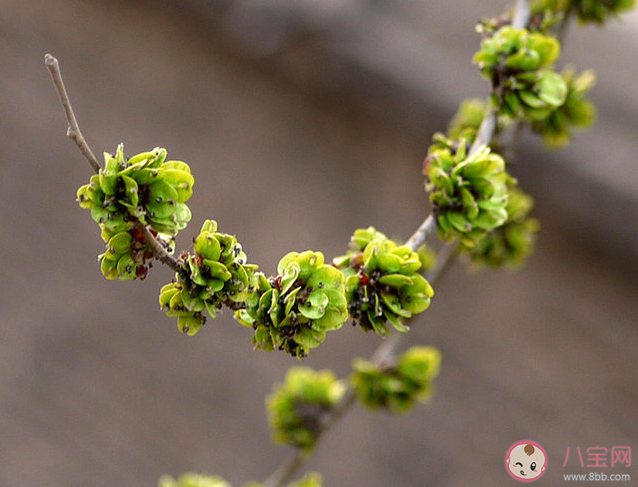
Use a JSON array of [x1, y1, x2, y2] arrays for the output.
[[262, 2, 534, 485]]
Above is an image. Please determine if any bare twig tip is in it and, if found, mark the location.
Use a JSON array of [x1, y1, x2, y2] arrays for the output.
[[45, 53, 101, 173], [44, 53, 58, 66]]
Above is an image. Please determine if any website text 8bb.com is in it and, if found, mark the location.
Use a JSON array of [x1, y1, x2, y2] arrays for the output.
[[563, 472, 631, 482]]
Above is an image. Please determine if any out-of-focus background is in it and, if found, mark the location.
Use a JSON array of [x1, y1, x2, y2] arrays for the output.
[[1, 1, 637, 486]]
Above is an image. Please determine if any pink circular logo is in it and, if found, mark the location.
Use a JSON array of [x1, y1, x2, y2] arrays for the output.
[[505, 440, 547, 482]]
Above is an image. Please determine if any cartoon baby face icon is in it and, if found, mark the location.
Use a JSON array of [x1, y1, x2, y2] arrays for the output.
[[505, 440, 547, 482]]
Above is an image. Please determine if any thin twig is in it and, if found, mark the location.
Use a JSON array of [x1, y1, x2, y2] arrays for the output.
[[263, 450, 310, 487], [512, 0, 531, 29], [46, 54, 181, 273], [132, 220, 181, 272], [405, 213, 436, 251], [470, 104, 497, 155], [44, 54, 101, 173]]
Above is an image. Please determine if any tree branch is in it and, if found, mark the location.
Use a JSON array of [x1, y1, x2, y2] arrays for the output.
[[512, 0, 531, 30], [263, 452, 306, 487], [262, 2, 534, 484], [131, 219, 181, 272], [263, 242, 456, 487], [405, 213, 436, 251], [470, 104, 497, 155], [44, 54, 101, 174]]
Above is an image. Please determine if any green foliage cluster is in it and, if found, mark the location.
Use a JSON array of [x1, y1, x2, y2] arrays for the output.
[[236, 251, 348, 358], [532, 67, 596, 148], [351, 346, 441, 414], [159, 220, 259, 336], [474, 4, 601, 149], [333, 227, 434, 336], [460, 186, 540, 268], [98, 226, 166, 280], [425, 138, 511, 248], [262, 349, 442, 456], [266, 367, 346, 451], [474, 26, 567, 121], [79, 144, 193, 235], [157, 225, 434, 355], [571, 0, 636, 21], [77, 144, 192, 279], [532, 0, 637, 23]]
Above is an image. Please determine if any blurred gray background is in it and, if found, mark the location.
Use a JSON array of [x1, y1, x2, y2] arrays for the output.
[[1, 1, 637, 486]]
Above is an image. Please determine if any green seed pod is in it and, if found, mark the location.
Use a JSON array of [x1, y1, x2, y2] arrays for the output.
[[98, 153, 120, 195], [128, 147, 166, 167], [116, 253, 137, 280], [99, 250, 119, 280], [101, 211, 130, 235], [159, 281, 207, 335], [334, 229, 434, 336], [118, 174, 139, 209], [107, 231, 133, 254], [148, 179, 179, 205], [194, 231, 221, 261], [76, 183, 99, 209], [159, 282, 181, 308], [177, 314, 205, 337], [90, 205, 110, 225], [157, 168, 194, 203], [161, 160, 191, 174], [266, 367, 346, 452], [350, 226, 389, 251]]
